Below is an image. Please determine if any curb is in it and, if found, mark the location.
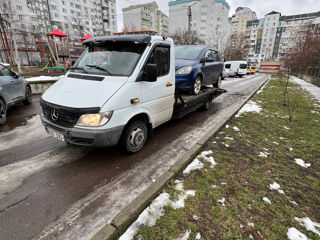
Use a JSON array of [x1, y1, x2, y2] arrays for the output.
[[92, 74, 272, 240]]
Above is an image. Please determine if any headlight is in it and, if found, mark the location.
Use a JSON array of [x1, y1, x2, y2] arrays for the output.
[[76, 111, 113, 127], [176, 66, 192, 75]]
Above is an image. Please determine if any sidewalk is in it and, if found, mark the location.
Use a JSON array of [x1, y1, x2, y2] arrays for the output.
[[290, 76, 320, 101], [118, 75, 320, 240]]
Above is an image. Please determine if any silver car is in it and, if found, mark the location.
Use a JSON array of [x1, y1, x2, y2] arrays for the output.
[[0, 64, 32, 125]]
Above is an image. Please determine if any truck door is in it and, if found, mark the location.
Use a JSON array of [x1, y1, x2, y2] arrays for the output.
[[140, 43, 174, 128]]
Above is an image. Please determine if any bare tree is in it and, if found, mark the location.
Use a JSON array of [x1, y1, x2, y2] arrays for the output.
[[224, 33, 246, 61], [169, 29, 204, 45]]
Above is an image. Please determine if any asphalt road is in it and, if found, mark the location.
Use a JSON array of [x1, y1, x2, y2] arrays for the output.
[[0, 74, 269, 240]]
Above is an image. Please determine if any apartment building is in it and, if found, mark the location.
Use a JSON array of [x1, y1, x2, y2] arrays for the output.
[[122, 2, 169, 36], [0, 0, 117, 65], [168, 0, 231, 52], [230, 7, 256, 46], [246, 11, 320, 67]]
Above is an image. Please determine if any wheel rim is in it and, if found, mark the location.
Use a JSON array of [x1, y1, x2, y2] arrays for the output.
[[194, 78, 201, 94], [129, 127, 145, 148], [0, 101, 6, 121]]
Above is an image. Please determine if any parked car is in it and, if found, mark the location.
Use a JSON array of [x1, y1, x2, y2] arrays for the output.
[[248, 66, 256, 74], [175, 45, 223, 94], [0, 64, 32, 125], [224, 61, 248, 77], [222, 68, 228, 79], [224, 63, 236, 77]]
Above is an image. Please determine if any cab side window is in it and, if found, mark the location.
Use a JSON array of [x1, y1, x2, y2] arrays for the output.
[[212, 51, 220, 61], [146, 45, 170, 77]]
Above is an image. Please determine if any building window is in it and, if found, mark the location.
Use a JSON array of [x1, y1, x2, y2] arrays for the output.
[[62, 8, 67, 13], [62, 0, 65, 5], [70, 2, 74, 7], [16, 5, 22, 10]]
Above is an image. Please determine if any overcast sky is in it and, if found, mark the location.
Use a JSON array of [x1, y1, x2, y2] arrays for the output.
[[116, 0, 320, 31]]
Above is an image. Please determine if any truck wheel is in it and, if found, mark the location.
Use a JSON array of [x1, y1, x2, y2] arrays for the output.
[[122, 120, 147, 153], [192, 76, 202, 95], [0, 99, 7, 125], [213, 75, 222, 88], [23, 86, 32, 105]]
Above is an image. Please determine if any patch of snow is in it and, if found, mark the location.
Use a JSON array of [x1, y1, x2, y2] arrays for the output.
[[290, 76, 320, 101], [193, 215, 198, 221], [195, 232, 201, 239], [273, 141, 279, 145], [174, 180, 184, 191], [26, 75, 64, 82], [287, 227, 310, 240], [284, 126, 290, 130], [240, 224, 244, 229], [236, 100, 262, 117], [119, 185, 195, 240], [256, 79, 270, 95], [221, 182, 227, 185], [217, 197, 226, 207], [280, 137, 285, 140], [176, 230, 191, 240], [263, 197, 272, 204], [233, 126, 240, 132], [249, 234, 254, 239], [247, 222, 255, 228], [295, 217, 320, 237], [211, 185, 217, 189], [270, 182, 285, 195], [225, 137, 234, 140], [289, 148, 293, 151], [223, 143, 229, 148], [259, 152, 268, 158], [226, 124, 229, 129], [289, 200, 298, 206], [183, 159, 204, 175], [295, 159, 311, 168], [198, 151, 217, 168], [219, 131, 225, 135]]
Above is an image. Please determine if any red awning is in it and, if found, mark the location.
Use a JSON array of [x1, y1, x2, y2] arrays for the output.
[[80, 34, 93, 40], [47, 29, 68, 38]]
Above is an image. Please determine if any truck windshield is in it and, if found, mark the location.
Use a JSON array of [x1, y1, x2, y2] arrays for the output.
[[71, 42, 147, 76], [175, 46, 203, 60]]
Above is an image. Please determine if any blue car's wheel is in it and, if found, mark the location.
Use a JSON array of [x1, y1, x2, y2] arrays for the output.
[[193, 76, 202, 95]]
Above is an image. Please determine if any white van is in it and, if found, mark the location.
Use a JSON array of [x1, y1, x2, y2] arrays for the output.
[[224, 61, 247, 77], [40, 35, 225, 153]]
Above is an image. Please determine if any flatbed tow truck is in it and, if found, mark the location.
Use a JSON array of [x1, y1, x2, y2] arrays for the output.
[[40, 33, 226, 153]]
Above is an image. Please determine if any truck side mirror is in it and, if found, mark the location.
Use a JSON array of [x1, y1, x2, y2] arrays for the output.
[[145, 64, 157, 82]]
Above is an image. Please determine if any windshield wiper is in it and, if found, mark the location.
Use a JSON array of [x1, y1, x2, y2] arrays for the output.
[[70, 67, 88, 74], [86, 64, 112, 76]]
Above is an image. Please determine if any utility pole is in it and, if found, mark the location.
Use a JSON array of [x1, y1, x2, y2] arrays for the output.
[[188, 5, 192, 32]]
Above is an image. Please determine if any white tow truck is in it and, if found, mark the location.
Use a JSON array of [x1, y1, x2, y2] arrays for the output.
[[40, 34, 226, 153]]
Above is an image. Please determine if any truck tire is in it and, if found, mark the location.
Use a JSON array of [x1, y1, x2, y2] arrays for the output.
[[0, 99, 7, 125], [23, 86, 32, 105], [122, 120, 148, 153], [192, 76, 202, 95]]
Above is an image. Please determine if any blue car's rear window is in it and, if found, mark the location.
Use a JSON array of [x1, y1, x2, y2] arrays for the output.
[[175, 46, 203, 60]]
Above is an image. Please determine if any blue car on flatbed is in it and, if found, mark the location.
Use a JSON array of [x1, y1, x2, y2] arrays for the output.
[[175, 45, 224, 95]]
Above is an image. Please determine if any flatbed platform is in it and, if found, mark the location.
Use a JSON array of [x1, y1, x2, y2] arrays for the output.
[[172, 87, 227, 119]]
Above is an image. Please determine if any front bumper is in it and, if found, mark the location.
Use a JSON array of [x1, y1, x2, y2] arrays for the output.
[[41, 114, 124, 147], [175, 73, 195, 90]]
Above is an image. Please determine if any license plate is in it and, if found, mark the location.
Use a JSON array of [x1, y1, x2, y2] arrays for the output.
[[46, 127, 65, 142]]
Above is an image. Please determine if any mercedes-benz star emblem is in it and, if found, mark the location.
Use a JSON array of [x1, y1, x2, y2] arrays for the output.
[[51, 110, 59, 121]]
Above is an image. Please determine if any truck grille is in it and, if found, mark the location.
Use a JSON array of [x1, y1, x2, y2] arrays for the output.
[[40, 99, 100, 128]]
